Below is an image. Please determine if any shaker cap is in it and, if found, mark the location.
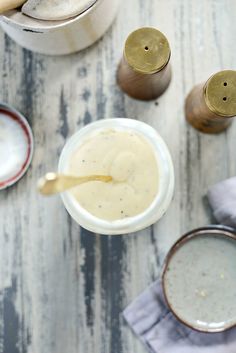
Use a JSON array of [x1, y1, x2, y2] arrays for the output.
[[124, 27, 171, 75], [204, 70, 236, 117]]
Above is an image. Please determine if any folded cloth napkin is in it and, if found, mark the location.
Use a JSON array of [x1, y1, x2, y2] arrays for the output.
[[123, 281, 236, 353], [124, 177, 236, 353], [207, 177, 236, 227]]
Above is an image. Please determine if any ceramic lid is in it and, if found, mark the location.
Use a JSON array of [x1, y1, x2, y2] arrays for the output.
[[21, 0, 97, 21], [1, 0, 98, 30], [0, 103, 34, 190]]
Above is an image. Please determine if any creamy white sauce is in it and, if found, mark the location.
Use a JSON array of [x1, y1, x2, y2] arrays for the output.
[[0, 113, 28, 182], [164, 234, 236, 331], [68, 129, 159, 221]]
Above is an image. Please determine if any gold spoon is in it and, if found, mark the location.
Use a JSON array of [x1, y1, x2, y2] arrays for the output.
[[0, 0, 26, 14], [38, 172, 113, 196]]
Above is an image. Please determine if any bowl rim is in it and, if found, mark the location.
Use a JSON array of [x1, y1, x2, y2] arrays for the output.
[[0, 102, 34, 190], [58, 118, 175, 234], [0, 0, 99, 31], [162, 225, 236, 333]]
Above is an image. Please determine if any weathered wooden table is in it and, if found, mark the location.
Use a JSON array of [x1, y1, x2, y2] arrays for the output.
[[0, 1, 236, 352]]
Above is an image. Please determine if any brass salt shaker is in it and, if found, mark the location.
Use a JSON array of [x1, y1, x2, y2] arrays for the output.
[[117, 27, 172, 101], [185, 70, 236, 134]]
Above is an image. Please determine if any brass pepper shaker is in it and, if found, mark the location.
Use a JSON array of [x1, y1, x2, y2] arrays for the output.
[[117, 27, 171, 101], [185, 70, 236, 134]]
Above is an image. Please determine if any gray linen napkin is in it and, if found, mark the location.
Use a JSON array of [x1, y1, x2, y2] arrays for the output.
[[123, 177, 236, 353], [207, 177, 236, 227], [123, 281, 236, 353]]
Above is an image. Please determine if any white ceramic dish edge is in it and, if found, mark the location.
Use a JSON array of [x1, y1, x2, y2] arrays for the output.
[[0, 0, 120, 55], [0, 102, 34, 190]]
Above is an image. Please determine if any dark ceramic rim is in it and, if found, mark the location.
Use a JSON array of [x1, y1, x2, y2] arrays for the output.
[[0, 103, 34, 190], [162, 225, 236, 333]]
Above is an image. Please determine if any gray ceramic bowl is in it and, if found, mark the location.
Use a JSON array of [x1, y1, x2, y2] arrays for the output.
[[162, 225, 236, 333]]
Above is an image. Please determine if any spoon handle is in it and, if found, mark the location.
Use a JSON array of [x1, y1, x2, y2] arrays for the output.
[[38, 173, 113, 196], [0, 0, 26, 13]]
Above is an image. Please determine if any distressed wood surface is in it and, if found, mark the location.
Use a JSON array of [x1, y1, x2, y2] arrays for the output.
[[0, 1, 236, 352]]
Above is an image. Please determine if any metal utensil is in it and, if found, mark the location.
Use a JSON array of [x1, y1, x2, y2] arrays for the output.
[[38, 172, 113, 196]]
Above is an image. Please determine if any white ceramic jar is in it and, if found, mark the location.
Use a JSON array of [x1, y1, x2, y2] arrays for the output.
[[58, 119, 175, 235], [0, 0, 119, 55]]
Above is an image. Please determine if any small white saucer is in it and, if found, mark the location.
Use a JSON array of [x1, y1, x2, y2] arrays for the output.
[[0, 103, 34, 190]]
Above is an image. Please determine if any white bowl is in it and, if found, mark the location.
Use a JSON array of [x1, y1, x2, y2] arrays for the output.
[[58, 119, 175, 235], [0, 102, 34, 190], [0, 0, 119, 55]]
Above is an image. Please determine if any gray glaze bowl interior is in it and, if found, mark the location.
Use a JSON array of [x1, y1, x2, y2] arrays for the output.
[[162, 225, 236, 333]]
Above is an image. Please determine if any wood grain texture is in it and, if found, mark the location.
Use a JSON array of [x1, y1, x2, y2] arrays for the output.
[[0, 1, 236, 352], [117, 56, 172, 100]]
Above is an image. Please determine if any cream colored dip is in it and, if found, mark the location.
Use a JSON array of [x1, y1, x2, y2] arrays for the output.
[[68, 129, 159, 221]]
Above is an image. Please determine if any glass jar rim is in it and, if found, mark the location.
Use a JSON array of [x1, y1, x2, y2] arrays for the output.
[[58, 118, 175, 234]]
